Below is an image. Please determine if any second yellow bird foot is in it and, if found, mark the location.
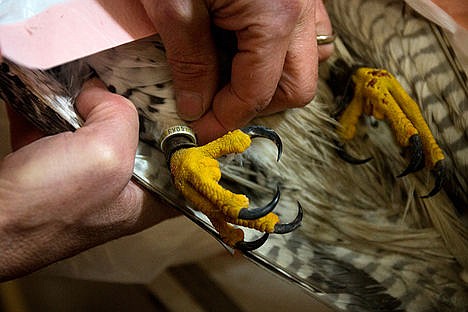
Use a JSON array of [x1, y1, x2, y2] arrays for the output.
[[329, 60, 447, 197], [161, 125, 302, 251]]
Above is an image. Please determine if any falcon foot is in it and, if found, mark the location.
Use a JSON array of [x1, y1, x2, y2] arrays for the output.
[[162, 125, 302, 250], [331, 65, 446, 197]]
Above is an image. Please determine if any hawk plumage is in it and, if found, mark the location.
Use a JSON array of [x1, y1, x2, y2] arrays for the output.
[[1, 0, 467, 310]]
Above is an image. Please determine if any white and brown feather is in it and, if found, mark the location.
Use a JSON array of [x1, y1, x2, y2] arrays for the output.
[[1, 0, 467, 310]]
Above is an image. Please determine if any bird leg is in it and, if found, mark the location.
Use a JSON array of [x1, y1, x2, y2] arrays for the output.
[[335, 67, 446, 197], [161, 125, 302, 250]]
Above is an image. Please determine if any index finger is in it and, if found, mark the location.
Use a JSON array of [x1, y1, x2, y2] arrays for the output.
[[192, 19, 298, 143]]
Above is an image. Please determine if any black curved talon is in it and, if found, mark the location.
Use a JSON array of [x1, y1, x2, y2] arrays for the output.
[[274, 201, 303, 234], [238, 186, 280, 220], [335, 141, 372, 165], [422, 160, 446, 198], [235, 233, 270, 251], [397, 135, 425, 178], [242, 125, 283, 161], [328, 59, 360, 118]]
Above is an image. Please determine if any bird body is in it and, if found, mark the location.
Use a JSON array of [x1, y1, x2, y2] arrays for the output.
[[0, 0, 467, 310]]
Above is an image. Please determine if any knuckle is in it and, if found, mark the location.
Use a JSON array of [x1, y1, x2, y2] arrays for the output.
[[101, 94, 139, 122], [279, 0, 303, 17], [275, 0, 303, 25], [231, 85, 273, 114], [85, 134, 135, 177], [109, 93, 136, 110], [254, 94, 274, 112], [279, 80, 317, 107], [149, 0, 193, 25], [95, 148, 134, 184], [247, 0, 303, 40], [167, 58, 216, 80], [92, 140, 127, 172]]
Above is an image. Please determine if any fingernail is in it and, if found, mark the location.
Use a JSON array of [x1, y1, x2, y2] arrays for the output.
[[176, 90, 204, 121]]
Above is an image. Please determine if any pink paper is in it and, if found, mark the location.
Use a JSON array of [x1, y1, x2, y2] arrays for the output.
[[0, 0, 158, 69]]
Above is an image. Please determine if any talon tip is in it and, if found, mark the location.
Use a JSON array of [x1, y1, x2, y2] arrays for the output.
[[238, 185, 280, 220], [335, 141, 372, 165], [241, 125, 283, 161], [274, 201, 303, 234], [398, 135, 425, 177], [236, 233, 269, 251], [421, 161, 446, 198]]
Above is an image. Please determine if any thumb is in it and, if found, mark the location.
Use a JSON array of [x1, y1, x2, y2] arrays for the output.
[[76, 78, 138, 128], [140, 0, 219, 121], [74, 78, 139, 173]]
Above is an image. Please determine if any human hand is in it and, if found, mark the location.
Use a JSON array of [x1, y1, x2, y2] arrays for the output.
[[0, 78, 178, 280], [140, 0, 333, 144]]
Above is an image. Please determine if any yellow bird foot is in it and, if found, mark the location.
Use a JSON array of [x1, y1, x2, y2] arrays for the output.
[[160, 125, 302, 250], [329, 60, 446, 197]]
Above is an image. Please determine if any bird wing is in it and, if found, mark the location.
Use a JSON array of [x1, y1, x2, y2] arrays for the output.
[[1, 0, 467, 310]]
